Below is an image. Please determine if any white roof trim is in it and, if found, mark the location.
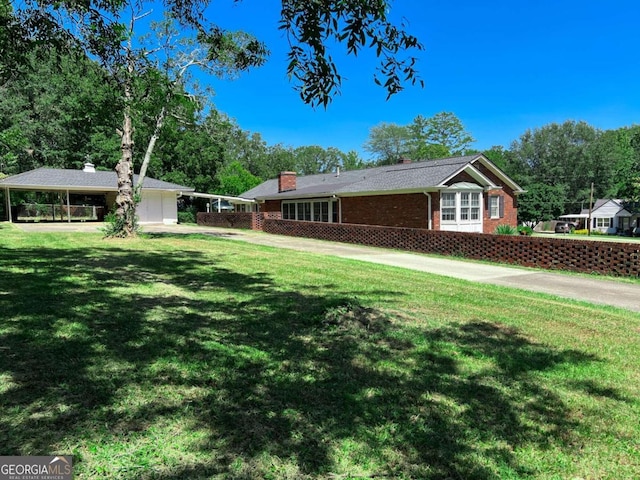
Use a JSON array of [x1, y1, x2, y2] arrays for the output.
[[183, 192, 256, 203], [438, 163, 498, 189]]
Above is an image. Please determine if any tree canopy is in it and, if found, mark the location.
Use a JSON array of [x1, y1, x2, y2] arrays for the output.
[[363, 112, 475, 165], [501, 121, 640, 224], [6, 0, 424, 235]]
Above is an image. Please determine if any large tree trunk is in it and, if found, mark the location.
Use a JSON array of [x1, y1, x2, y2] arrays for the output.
[[114, 109, 137, 236], [111, 38, 138, 238]]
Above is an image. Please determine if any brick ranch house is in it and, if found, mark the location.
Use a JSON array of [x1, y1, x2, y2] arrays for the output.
[[237, 154, 525, 234]]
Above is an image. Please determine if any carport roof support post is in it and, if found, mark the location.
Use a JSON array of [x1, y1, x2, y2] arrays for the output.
[[5, 186, 11, 222]]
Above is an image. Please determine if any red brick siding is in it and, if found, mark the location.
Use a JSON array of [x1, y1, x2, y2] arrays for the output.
[[263, 220, 640, 277], [341, 193, 430, 229], [278, 172, 297, 192], [261, 200, 282, 214], [474, 164, 519, 230]]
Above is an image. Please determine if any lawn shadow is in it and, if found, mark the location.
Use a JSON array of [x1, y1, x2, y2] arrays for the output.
[[0, 238, 617, 478]]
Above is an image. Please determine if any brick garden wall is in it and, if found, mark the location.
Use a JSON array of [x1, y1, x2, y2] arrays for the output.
[[263, 219, 640, 277], [197, 212, 260, 230], [197, 211, 282, 230]]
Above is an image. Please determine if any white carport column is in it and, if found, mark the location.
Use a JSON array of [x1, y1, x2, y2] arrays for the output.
[[66, 189, 71, 223], [5, 187, 11, 222]]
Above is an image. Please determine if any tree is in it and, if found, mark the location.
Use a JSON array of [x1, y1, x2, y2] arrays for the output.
[[11, 0, 424, 236], [363, 122, 412, 165], [516, 183, 567, 225], [408, 112, 475, 158], [364, 112, 474, 164], [482, 146, 512, 172], [293, 146, 344, 175], [340, 150, 366, 171], [596, 126, 640, 201], [509, 121, 600, 218], [215, 160, 261, 196], [0, 47, 121, 174]]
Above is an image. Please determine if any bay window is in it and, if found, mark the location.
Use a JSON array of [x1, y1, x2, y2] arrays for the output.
[[440, 186, 483, 232]]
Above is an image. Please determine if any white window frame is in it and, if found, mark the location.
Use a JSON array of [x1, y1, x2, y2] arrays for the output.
[[441, 192, 456, 221], [595, 217, 611, 228], [489, 195, 500, 219], [281, 198, 338, 223], [441, 191, 482, 225]]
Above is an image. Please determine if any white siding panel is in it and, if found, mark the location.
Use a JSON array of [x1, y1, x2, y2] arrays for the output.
[[593, 200, 621, 218], [162, 193, 178, 224], [138, 191, 163, 224]]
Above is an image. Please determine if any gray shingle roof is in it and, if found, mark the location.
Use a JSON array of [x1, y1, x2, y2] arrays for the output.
[[241, 155, 520, 200], [0, 168, 194, 192]]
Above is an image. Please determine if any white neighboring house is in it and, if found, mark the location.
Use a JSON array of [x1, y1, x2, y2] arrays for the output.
[[0, 163, 194, 224], [561, 199, 632, 234]]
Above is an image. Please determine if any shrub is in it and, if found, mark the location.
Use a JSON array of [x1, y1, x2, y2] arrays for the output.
[[101, 209, 139, 238], [494, 224, 518, 235], [178, 211, 196, 224], [573, 229, 589, 235], [517, 225, 533, 236]]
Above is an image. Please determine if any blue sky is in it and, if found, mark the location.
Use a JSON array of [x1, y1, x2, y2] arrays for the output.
[[199, 0, 640, 159]]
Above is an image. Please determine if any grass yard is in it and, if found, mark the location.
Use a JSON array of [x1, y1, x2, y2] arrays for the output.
[[0, 224, 639, 479]]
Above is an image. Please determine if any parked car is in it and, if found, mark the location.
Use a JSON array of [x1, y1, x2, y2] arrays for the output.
[[554, 221, 576, 234], [211, 199, 234, 212]]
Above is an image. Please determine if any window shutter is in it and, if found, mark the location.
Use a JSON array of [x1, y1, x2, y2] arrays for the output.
[[499, 196, 504, 218]]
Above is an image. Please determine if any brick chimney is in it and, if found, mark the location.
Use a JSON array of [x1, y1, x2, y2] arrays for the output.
[[278, 171, 297, 192]]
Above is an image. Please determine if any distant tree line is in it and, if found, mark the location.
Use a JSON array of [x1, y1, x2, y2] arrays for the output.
[[2, 49, 639, 225], [363, 115, 640, 225]]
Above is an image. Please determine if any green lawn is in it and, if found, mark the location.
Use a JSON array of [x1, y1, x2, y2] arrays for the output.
[[1, 224, 639, 479]]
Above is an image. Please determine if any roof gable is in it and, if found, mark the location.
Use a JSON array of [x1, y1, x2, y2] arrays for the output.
[[580, 199, 631, 217]]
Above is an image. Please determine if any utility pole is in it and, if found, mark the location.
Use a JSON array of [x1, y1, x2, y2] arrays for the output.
[[587, 182, 594, 236]]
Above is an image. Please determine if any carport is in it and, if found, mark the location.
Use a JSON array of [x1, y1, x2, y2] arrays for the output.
[[182, 192, 256, 212], [0, 164, 194, 224]]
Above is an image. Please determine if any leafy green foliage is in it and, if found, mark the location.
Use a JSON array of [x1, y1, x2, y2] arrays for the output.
[[101, 208, 139, 238], [409, 112, 475, 158], [517, 225, 533, 236], [494, 224, 518, 235], [177, 210, 196, 224], [516, 183, 568, 225], [363, 122, 412, 164], [364, 112, 475, 164], [215, 161, 261, 196], [0, 47, 121, 174], [279, 0, 424, 107]]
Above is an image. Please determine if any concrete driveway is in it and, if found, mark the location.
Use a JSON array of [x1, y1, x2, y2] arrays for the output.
[[13, 222, 640, 313]]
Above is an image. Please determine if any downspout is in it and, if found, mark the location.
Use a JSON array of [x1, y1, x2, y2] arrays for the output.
[[423, 192, 432, 230], [332, 195, 341, 223]]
